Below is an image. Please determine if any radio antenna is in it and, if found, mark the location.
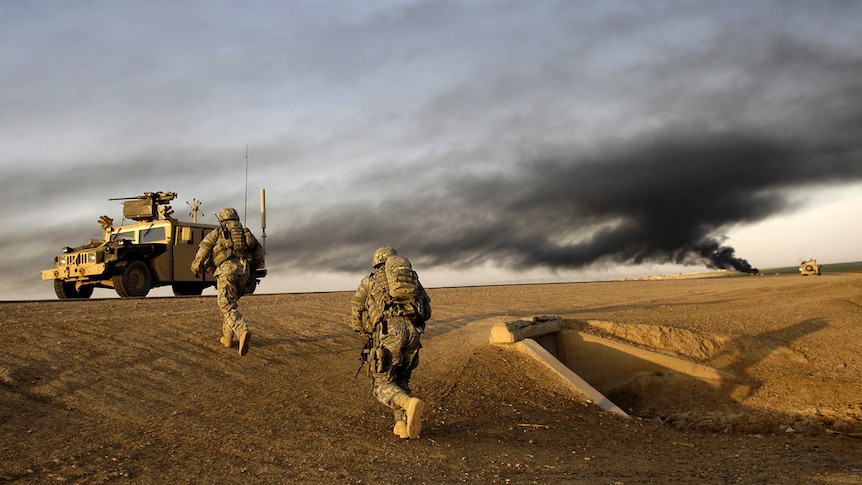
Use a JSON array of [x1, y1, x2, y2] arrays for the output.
[[260, 188, 267, 254], [186, 198, 204, 223], [243, 144, 249, 225]]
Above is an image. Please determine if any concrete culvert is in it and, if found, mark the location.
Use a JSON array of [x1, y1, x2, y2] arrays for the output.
[[490, 316, 817, 434]]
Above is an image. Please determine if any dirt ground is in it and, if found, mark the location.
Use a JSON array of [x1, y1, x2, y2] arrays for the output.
[[1, 272, 861, 484]]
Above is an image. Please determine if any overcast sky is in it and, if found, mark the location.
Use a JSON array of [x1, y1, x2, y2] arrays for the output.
[[2, 1, 861, 300]]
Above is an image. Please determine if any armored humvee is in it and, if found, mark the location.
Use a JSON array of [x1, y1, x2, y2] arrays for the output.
[[40, 191, 266, 299], [799, 259, 822, 276]]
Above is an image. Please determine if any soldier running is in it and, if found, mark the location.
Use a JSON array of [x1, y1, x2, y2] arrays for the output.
[[352, 246, 432, 439], [191, 207, 264, 356]]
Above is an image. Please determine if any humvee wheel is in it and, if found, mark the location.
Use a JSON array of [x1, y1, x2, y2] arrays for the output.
[[54, 280, 94, 299], [172, 282, 206, 296], [113, 260, 152, 297]]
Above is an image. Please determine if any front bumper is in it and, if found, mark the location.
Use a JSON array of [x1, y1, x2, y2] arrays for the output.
[[41, 262, 108, 281]]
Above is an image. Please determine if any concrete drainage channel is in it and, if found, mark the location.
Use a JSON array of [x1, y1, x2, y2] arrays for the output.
[[490, 315, 734, 420]]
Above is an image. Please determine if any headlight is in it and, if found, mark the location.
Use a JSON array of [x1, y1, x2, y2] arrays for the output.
[[59, 256, 67, 266], [89, 252, 97, 263]]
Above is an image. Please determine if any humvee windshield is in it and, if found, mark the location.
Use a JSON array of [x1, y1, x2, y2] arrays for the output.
[[109, 225, 167, 244], [140, 226, 167, 243], [112, 230, 136, 242]]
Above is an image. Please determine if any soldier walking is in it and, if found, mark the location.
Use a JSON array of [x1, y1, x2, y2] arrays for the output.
[[191, 207, 264, 356], [352, 247, 432, 439]]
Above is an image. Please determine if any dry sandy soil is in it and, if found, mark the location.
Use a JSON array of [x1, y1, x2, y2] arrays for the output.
[[1, 272, 861, 484]]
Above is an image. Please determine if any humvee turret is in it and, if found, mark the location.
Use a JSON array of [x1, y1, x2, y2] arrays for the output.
[[40, 191, 266, 299]]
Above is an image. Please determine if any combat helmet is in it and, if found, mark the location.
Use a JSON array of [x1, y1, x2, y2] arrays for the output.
[[372, 246, 397, 268], [217, 207, 240, 222]]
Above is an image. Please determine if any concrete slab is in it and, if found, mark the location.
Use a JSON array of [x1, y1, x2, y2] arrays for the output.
[[513, 338, 630, 418], [491, 315, 734, 420], [489, 315, 565, 343], [554, 330, 734, 392]]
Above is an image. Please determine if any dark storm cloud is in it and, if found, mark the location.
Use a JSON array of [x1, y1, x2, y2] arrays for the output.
[[3, 145, 253, 212]]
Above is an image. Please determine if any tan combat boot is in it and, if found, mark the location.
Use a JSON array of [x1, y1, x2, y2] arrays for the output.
[[219, 336, 232, 347], [393, 420, 409, 439], [238, 330, 251, 356], [394, 393, 425, 439]]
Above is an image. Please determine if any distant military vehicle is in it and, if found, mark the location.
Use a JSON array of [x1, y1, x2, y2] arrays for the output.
[[799, 259, 822, 276], [40, 191, 266, 299]]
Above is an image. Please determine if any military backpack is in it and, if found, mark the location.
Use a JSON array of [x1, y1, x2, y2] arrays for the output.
[[383, 255, 420, 302]]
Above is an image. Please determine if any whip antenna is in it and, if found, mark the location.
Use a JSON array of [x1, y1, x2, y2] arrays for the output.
[[260, 188, 267, 254], [243, 144, 249, 225]]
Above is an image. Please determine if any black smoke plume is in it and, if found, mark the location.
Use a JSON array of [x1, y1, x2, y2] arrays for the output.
[[269, 33, 862, 278], [273, 125, 861, 276]]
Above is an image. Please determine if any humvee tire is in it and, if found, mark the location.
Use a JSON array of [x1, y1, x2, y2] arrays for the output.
[[113, 259, 152, 297], [54, 280, 94, 300]]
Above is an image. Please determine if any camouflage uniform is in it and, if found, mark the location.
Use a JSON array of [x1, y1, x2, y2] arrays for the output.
[[352, 247, 432, 439], [191, 207, 264, 356]]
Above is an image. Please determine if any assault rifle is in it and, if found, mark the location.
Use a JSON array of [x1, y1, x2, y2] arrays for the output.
[[353, 338, 373, 380]]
